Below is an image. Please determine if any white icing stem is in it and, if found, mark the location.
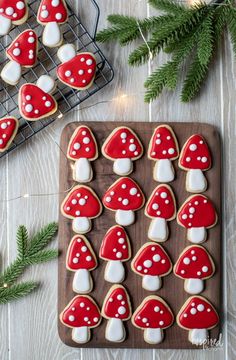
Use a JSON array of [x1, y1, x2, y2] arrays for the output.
[[72, 217, 91, 234], [154, 159, 174, 182], [142, 275, 162, 291], [186, 169, 207, 193], [72, 326, 90, 344], [189, 328, 208, 345], [73, 269, 92, 293], [144, 328, 163, 344], [104, 260, 125, 283], [105, 318, 125, 342], [184, 278, 204, 294], [0, 15, 11, 36], [57, 44, 76, 62], [148, 217, 168, 242], [115, 209, 134, 226], [42, 21, 61, 48], [187, 227, 206, 244], [1, 60, 21, 85], [113, 158, 133, 175], [36, 75, 55, 93], [73, 158, 92, 183]]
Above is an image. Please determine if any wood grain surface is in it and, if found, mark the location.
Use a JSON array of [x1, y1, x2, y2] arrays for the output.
[[58, 121, 221, 349]]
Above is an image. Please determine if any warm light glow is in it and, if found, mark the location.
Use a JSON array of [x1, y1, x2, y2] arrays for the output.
[[23, 194, 30, 198], [120, 94, 128, 99], [58, 113, 63, 119]]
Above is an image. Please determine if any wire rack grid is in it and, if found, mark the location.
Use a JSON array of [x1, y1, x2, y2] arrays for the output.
[[0, 0, 114, 158]]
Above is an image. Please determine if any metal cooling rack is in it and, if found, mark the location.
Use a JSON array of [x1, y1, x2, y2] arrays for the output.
[[0, 0, 114, 158]]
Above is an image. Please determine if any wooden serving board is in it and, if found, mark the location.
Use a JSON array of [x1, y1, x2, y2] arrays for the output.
[[58, 121, 221, 349]]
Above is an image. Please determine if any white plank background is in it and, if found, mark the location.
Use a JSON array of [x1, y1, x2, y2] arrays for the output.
[[0, 0, 233, 359]]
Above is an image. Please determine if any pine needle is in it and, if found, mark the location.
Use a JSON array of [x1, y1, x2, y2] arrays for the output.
[[197, 10, 214, 65], [148, 0, 188, 14], [0, 282, 38, 304]]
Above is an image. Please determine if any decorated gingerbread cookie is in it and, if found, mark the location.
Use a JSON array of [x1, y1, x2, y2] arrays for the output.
[[67, 125, 98, 183], [0, 117, 18, 152], [174, 245, 215, 295], [131, 242, 172, 291], [61, 185, 102, 234], [19, 75, 58, 121], [145, 184, 176, 242], [102, 177, 145, 227], [0, 0, 28, 36], [60, 295, 101, 344], [66, 235, 97, 294], [177, 295, 219, 345], [1, 30, 38, 85], [57, 44, 97, 90], [148, 125, 179, 182], [177, 194, 217, 244], [132, 296, 174, 344], [99, 225, 131, 283], [37, 0, 68, 48], [102, 127, 143, 175], [101, 285, 132, 343], [179, 134, 212, 193]]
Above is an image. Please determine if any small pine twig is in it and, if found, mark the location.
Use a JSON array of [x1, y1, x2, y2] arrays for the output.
[[0, 282, 39, 304]]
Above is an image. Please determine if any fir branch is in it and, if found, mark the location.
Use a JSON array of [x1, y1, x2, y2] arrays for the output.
[[214, 6, 230, 41], [23, 250, 58, 265], [26, 222, 58, 256], [197, 10, 214, 65], [228, 10, 236, 54], [16, 225, 28, 258], [0, 259, 26, 286], [0, 282, 38, 304], [148, 0, 188, 14]]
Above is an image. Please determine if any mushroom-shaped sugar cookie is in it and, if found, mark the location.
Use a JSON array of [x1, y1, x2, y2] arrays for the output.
[[0, 117, 18, 152], [0, 0, 28, 36], [177, 195, 217, 244], [1, 30, 38, 85], [60, 295, 101, 344], [102, 285, 131, 342], [131, 243, 172, 291], [174, 245, 215, 294], [57, 44, 97, 90], [179, 134, 211, 193], [19, 75, 58, 121], [145, 184, 176, 242], [177, 296, 219, 345], [102, 127, 143, 175], [132, 296, 174, 344], [67, 125, 98, 183], [99, 226, 131, 283], [103, 177, 145, 226], [66, 235, 97, 294], [37, 0, 68, 48], [148, 125, 179, 182], [61, 185, 102, 234]]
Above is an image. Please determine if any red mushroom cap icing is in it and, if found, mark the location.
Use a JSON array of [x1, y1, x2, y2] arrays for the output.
[[66, 235, 97, 272], [57, 53, 96, 90], [133, 296, 174, 329], [0, 117, 18, 152], [174, 245, 214, 280], [145, 184, 176, 220], [132, 243, 172, 277], [102, 127, 143, 160], [61, 185, 102, 220], [179, 134, 211, 170], [60, 295, 101, 328], [19, 84, 57, 120], [99, 226, 131, 262], [177, 296, 219, 330], [0, 0, 27, 22], [37, 0, 68, 24], [177, 195, 217, 229], [7, 30, 37, 67], [102, 285, 131, 321], [67, 125, 98, 161], [148, 125, 179, 160], [103, 177, 145, 211]]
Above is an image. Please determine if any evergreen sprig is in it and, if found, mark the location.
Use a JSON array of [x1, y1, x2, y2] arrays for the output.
[[96, 0, 234, 102], [0, 223, 58, 304]]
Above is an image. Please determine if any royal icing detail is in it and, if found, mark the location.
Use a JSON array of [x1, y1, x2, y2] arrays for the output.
[[7, 30, 37, 66], [131, 243, 172, 291], [102, 127, 143, 175], [0, 0, 28, 35], [177, 195, 217, 244], [60, 295, 101, 344], [0, 117, 18, 152], [102, 177, 145, 226], [148, 125, 179, 182], [179, 134, 211, 170]]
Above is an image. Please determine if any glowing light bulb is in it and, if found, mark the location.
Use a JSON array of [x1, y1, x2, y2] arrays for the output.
[[23, 193, 30, 198]]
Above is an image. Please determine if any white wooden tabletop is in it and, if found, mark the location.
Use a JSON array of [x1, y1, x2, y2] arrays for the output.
[[0, 0, 234, 359]]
